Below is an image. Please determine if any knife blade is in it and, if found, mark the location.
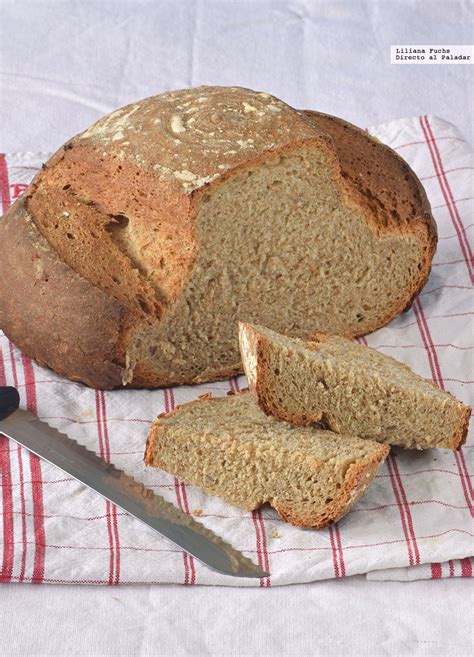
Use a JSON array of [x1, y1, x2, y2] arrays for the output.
[[0, 386, 269, 578]]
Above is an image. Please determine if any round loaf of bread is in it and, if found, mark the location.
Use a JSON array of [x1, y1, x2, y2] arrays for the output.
[[0, 86, 436, 389]]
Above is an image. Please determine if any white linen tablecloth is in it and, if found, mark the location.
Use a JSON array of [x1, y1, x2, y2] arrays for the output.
[[0, 1, 472, 655]]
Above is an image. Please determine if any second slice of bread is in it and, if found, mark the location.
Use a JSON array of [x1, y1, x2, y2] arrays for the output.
[[239, 323, 471, 450], [144, 391, 389, 528]]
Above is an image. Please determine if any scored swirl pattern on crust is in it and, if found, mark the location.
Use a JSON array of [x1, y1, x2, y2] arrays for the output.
[[78, 86, 319, 192]]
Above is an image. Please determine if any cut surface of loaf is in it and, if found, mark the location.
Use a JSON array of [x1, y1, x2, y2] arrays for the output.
[[144, 391, 389, 528], [0, 86, 436, 389], [239, 323, 471, 450]]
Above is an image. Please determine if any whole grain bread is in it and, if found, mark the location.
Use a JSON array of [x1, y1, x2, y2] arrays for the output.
[[239, 323, 471, 450], [0, 86, 436, 389], [144, 391, 389, 528]]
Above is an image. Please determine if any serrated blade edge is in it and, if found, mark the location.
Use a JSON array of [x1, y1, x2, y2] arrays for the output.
[[0, 409, 269, 578]]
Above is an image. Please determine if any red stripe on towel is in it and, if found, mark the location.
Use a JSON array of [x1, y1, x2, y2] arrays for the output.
[[0, 436, 13, 583], [390, 454, 420, 565], [328, 526, 340, 577], [9, 343, 27, 581], [412, 299, 444, 389], [454, 452, 474, 518], [100, 391, 121, 585], [251, 510, 266, 587], [456, 450, 474, 500], [0, 347, 14, 582], [256, 510, 271, 586], [21, 355, 46, 583], [420, 116, 473, 283], [431, 563, 443, 579], [334, 524, 346, 577], [460, 557, 472, 577], [386, 457, 415, 566], [0, 154, 11, 214], [179, 482, 196, 585], [166, 388, 195, 585], [95, 390, 115, 585]]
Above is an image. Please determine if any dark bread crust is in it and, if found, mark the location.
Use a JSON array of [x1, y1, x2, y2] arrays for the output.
[[451, 405, 472, 450], [144, 390, 389, 529], [0, 196, 128, 388]]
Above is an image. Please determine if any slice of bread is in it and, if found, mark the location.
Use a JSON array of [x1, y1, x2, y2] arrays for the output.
[[239, 323, 471, 450], [0, 87, 436, 389], [144, 391, 389, 528]]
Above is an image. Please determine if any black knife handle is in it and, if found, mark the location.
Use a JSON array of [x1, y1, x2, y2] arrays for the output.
[[0, 387, 20, 421]]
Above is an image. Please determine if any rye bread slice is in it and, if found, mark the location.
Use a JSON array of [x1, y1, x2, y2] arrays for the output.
[[239, 323, 471, 450], [144, 391, 389, 529]]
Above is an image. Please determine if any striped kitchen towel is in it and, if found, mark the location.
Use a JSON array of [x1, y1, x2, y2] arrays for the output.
[[0, 114, 472, 586]]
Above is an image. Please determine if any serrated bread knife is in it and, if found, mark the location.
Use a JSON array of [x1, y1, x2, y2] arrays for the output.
[[0, 386, 269, 578]]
